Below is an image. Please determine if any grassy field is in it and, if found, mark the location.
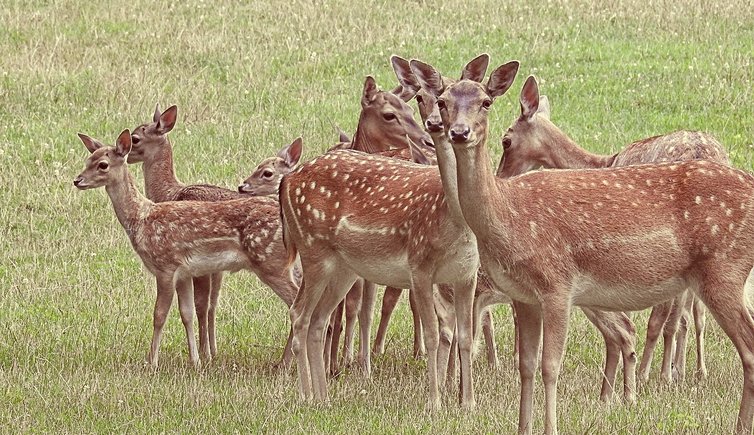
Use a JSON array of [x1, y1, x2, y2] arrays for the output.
[[2, 0, 754, 432]]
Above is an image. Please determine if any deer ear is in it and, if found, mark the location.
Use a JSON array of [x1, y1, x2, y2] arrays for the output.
[[520, 76, 540, 120], [391, 85, 417, 102], [280, 137, 303, 167], [156, 105, 177, 134], [409, 59, 444, 98], [487, 60, 519, 99], [461, 53, 490, 82], [153, 104, 161, 123], [361, 76, 379, 107], [114, 129, 132, 157], [78, 133, 105, 154], [334, 124, 350, 143], [391, 55, 422, 96], [407, 136, 432, 166], [537, 95, 551, 119]]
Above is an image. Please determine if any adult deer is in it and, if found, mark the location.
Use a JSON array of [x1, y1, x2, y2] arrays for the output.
[[496, 79, 729, 383], [414, 61, 754, 434], [402, 56, 637, 402], [279, 57, 520, 409], [74, 130, 299, 369], [127, 106, 299, 368]]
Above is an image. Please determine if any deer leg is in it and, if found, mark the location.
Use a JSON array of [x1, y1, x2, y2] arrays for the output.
[[373, 286, 402, 355], [193, 275, 211, 361], [693, 295, 708, 380], [453, 274, 477, 409], [582, 308, 620, 402], [408, 288, 426, 358], [147, 273, 176, 368], [435, 286, 456, 392], [541, 295, 571, 435], [326, 301, 344, 377], [660, 295, 685, 383], [175, 274, 200, 368], [342, 280, 362, 369], [639, 302, 671, 381], [357, 280, 377, 376], [291, 274, 326, 401], [411, 272, 441, 411], [308, 272, 358, 401], [208, 272, 223, 358], [673, 291, 694, 383], [482, 308, 499, 369], [514, 301, 542, 435]]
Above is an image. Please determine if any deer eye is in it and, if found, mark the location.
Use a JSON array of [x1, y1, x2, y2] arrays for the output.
[[131, 135, 141, 145], [502, 137, 512, 149], [437, 99, 447, 110], [415, 95, 424, 104], [262, 169, 274, 179], [382, 113, 396, 121], [482, 99, 492, 110], [98, 161, 109, 170]]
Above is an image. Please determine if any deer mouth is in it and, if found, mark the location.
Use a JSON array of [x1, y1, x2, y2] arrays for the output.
[[73, 176, 91, 189]]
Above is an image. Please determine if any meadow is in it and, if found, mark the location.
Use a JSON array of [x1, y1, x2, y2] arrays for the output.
[[1, 0, 754, 432]]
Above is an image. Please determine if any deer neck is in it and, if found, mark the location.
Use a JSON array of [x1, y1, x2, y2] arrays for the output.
[[105, 168, 151, 237], [544, 124, 615, 169], [430, 132, 467, 226], [142, 139, 185, 202], [352, 114, 391, 154], [453, 134, 508, 240]]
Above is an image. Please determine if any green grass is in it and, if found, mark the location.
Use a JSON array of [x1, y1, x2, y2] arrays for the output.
[[1, 0, 753, 432]]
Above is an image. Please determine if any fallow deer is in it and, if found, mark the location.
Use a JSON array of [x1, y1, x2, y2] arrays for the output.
[[127, 106, 299, 368], [238, 137, 303, 197], [74, 130, 300, 369], [415, 62, 754, 434], [279, 57, 520, 410], [402, 56, 637, 401], [497, 79, 729, 383]]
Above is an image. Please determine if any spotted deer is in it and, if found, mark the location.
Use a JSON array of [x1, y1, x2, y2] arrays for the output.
[[127, 106, 299, 368], [238, 137, 303, 197], [402, 56, 638, 401], [415, 61, 754, 434], [74, 130, 299, 369], [280, 57, 519, 409], [497, 79, 730, 384]]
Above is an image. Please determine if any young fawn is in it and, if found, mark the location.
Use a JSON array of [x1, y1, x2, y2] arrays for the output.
[[129, 106, 300, 367], [415, 62, 754, 434], [405, 55, 637, 401], [74, 129, 300, 368], [497, 78, 730, 383]]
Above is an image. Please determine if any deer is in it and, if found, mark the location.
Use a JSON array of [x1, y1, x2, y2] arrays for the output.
[[126, 106, 300, 368], [496, 79, 730, 384], [74, 129, 300, 369], [279, 56, 520, 410], [397, 55, 638, 402], [238, 137, 303, 197], [412, 57, 754, 434]]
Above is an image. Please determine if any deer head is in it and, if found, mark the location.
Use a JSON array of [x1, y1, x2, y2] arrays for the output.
[[238, 137, 303, 195], [127, 104, 178, 164], [496, 76, 563, 178], [73, 129, 132, 189]]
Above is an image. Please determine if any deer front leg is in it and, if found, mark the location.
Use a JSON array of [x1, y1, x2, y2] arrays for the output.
[[342, 280, 362, 369], [673, 291, 694, 383], [175, 274, 200, 368], [639, 302, 671, 381], [373, 286, 403, 355], [357, 280, 377, 376], [208, 272, 223, 358], [693, 296, 708, 379], [541, 295, 571, 435], [452, 274, 477, 409], [147, 273, 175, 368], [660, 295, 686, 383], [435, 287, 456, 392], [412, 272, 441, 411], [514, 301, 542, 435], [193, 275, 212, 361]]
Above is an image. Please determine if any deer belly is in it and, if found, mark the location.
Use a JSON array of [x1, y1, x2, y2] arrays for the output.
[[570, 274, 690, 312], [340, 252, 413, 289], [184, 240, 249, 276]]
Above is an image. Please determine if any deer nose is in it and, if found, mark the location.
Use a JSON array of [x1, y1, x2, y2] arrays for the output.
[[238, 183, 249, 193], [425, 119, 443, 133], [449, 125, 471, 143], [73, 176, 83, 187]]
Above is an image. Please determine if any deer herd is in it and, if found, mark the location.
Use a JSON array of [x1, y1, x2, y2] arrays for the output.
[[73, 54, 754, 434]]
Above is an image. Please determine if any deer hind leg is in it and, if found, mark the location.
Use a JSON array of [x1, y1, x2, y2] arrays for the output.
[[208, 272, 223, 358], [357, 280, 377, 376], [660, 294, 686, 383], [308, 271, 359, 401], [373, 287, 402, 355], [408, 288, 426, 358], [325, 301, 344, 377], [582, 308, 620, 402], [175, 274, 200, 368], [148, 273, 176, 368], [673, 291, 694, 383], [193, 275, 211, 361], [514, 301, 543, 435], [583, 309, 637, 403], [697, 272, 754, 435], [482, 309, 499, 369], [290, 271, 328, 401], [639, 302, 671, 381], [341, 280, 362, 369], [693, 295, 708, 379]]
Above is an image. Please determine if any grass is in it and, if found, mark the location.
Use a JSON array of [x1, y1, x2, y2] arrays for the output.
[[1, 0, 753, 432]]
